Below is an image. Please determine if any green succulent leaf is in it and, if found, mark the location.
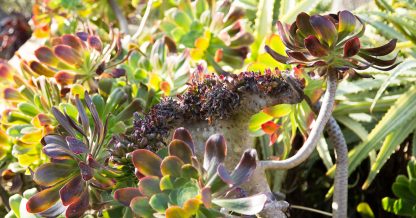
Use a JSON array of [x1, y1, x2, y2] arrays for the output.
[[212, 194, 267, 215], [132, 149, 163, 177], [149, 193, 169, 213], [130, 196, 154, 218]]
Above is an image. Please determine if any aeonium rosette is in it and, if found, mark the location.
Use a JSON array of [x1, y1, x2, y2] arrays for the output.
[[266, 10, 398, 78], [22, 30, 127, 91], [114, 127, 267, 217], [26, 92, 123, 218]]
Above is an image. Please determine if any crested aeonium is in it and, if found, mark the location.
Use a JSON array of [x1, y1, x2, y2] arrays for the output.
[[114, 127, 267, 217], [261, 10, 399, 218], [26, 91, 123, 218]]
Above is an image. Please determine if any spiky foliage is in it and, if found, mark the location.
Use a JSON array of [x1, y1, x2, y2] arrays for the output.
[[266, 10, 398, 79], [26, 92, 125, 218], [109, 70, 301, 163], [23, 31, 126, 91], [114, 127, 267, 217], [160, 0, 254, 73]]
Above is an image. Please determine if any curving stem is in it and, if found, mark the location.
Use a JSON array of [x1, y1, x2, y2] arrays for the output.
[[107, 0, 129, 33], [309, 100, 348, 218], [259, 68, 337, 170]]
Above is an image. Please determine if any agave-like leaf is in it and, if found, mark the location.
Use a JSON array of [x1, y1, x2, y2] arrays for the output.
[[310, 15, 338, 47], [168, 139, 193, 164], [114, 187, 142, 206], [33, 163, 76, 186], [296, 12, 315, 37], [172, 127, 195, 154], [361, 39, 397, 56], [132, 149, 163, 177], [65, 190, 89, 218], [59, 176, 84, 206], [66, 136, 88, 154], [29, 61, 55, 77], [161, 156, 184, 177], [304, 35, 328, 57], [130, 196, 154, 217], [138, 176, 161, 197], [26, 185, 62, 213], [343, 37, 360, 57], [35, 46, 59, 66]]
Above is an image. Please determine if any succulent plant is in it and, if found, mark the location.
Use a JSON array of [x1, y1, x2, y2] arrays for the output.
[[265, 10, 398, 79], [0, 12, 31, 59], [160, 0, 254, 73], [22, 31, 127, 91], [114, 127, 267, 217], [109, 69, 301, 164], [26, 92, 124, 217], [383, 160, 416, 216]]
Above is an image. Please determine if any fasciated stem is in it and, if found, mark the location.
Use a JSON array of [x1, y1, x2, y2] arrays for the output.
[[259, 68, 338, 170]]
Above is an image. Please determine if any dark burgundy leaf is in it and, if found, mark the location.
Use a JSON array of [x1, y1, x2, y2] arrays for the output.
[[114, 187, 142, 206], [59, 176, 84, 206], [361, 39, 397, 56], [78, 162, 93, 181], [296, 12, 315, 37], [310, 15, 338, 47], [343, 37, 360, 57], [264, 45, 289, 64], [65, 190, 89, 218], [304, 35, 328, 57]]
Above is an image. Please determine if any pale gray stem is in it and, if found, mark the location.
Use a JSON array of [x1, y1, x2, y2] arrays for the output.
[[310, 101, 348, 218], [131, 0, 153, 41], [107, 0, 129, 33], [259, 70, 338, 170]]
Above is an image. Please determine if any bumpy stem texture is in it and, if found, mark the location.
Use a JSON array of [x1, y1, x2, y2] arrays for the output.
[[260, 70, 337, 170], [311, 101, 348, 218]]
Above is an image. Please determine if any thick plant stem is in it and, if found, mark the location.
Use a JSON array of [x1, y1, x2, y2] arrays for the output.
[[259, 69, 338, 170], [310, 101, 348, 218], [107, 0, 129, 33]]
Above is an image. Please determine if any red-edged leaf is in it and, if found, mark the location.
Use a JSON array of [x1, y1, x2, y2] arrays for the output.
[[138, 176, 161, 197], [65, 189, 89, 218], [87, 35, 102, 52], [361, 39, 397, 56], [161, 156, 184, 177], [265, 45, 289, 64], [61, 34, 84, 52], [132, 149, 162, 177], [42, 143, 74, 160], [310, 15, 338, 47], [59, 176, 84, 206], [35, 46, 58, 66], [168, 139, 193, 164], [130, 196, 154, 217], [26, 186, 61, 213], [78, 162, 93, 181], [33, 163, 75, 186], [54, 71, 75, 85], [66, 136, 89, 154], [344, 37, 360, 57], [304, 35, 328, 57], [338, 10, 357, 38], [270, 132, 279, 145], [114, 187, 142, 206], [54, 45, 82, 66], [261, 121, 279, 135], [172, 127, 195, 154], [29, 61, 55, 77], [296, 12, 315, 37]]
